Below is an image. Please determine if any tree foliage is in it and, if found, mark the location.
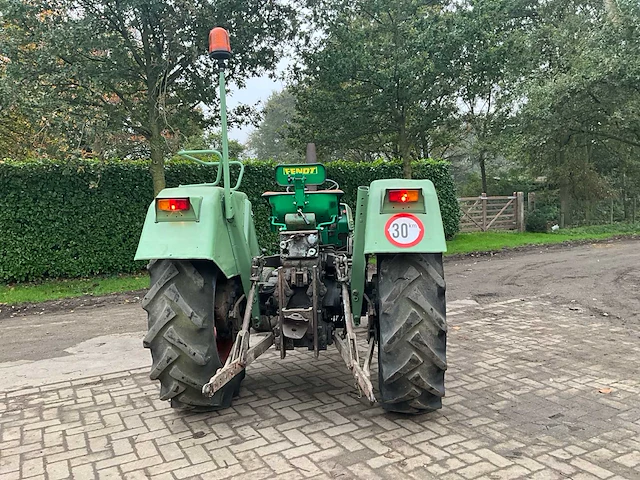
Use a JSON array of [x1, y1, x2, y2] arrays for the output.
[[513, 0, 640, 222], [181, 131, 246, 161], [247, 89, 302, 162], [450, 0, 536, 193], [1, 0, 296, 193], [291, 0, 458, 177]]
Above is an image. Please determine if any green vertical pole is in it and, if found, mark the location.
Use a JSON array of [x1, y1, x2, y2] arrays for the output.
[[219, 68, 234, 220], [351, 186, 369, 325]]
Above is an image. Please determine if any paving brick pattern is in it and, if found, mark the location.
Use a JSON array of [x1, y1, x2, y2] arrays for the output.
[[1, 298, 639, 479]]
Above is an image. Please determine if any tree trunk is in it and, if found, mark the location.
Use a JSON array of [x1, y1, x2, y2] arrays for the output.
[[147, 76, 166, 196], [398, 125, 412, 179], [604, 0, 620, 23], [420, 132, 429, 159], [622, 172, 628, 221], [143, 23, 165, 197], [559, 184, 572, 227], [149, 127, 166, 196], [401, 152, 412, 179], [479, 152, 487, 194]]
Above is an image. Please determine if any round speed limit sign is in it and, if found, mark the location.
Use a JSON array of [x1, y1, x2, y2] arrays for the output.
[[384, 213, 425, 247]]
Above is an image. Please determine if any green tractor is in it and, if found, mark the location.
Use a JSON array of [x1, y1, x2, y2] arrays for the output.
[[135, 28, 447, 413]]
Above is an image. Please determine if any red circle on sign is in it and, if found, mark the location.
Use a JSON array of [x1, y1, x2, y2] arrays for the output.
[[384, 213, 425, 248]]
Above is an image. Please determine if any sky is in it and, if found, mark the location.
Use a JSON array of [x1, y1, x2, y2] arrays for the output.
[[225, 74, 284, 144]]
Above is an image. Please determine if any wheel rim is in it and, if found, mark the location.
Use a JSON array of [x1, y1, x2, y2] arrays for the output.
[[214, 326, 233, 363]]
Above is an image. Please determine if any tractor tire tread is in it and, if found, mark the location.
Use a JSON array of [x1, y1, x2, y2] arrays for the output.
[[377, 253, 447, 414], [144, 259, 242, 410]]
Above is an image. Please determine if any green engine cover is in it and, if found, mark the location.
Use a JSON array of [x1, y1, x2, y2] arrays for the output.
[[263, 190, 343, 227], [263, 163, 348, 247]]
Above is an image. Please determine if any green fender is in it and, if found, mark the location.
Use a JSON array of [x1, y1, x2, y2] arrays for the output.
[[351, 178, 447, 323], [360, 179, 446, 254], [135, 184, 260, 296]]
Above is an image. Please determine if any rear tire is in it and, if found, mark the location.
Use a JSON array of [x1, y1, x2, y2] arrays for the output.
[[142, 259, 243, 410], [377, 253, 447, 413]]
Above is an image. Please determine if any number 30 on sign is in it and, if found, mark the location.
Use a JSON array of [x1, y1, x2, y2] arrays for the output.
[[384, 213, 425, 247]]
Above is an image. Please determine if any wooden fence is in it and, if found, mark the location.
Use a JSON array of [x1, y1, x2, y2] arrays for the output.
[[458, 192, 525, 233]]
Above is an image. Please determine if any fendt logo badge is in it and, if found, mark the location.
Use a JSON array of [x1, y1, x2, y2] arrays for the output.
[[282, 166, 319, 175], [385, 213, 425, 247]]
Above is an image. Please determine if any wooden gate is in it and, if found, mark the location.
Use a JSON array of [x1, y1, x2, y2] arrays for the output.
[[458, 192, 524, 233]]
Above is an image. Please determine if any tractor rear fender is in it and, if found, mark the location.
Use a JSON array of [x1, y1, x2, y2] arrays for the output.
[[350, 179, 447, 322], [134, 184, 260, 294]]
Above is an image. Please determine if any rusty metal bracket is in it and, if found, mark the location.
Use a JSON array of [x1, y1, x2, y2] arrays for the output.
[[202, 332, 274, 397], [277, 266, 286, 359], [312, 265, 319, 358], [336, 254, 350, 283]]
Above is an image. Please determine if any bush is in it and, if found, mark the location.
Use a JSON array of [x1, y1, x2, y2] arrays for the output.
[[526, 205, 558, 233], [525, 210, 548, 232], [0, 158, 459, 282]]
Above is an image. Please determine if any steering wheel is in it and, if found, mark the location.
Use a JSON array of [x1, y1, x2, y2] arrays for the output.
[[324, 179, 339, 190], [286, 178, 339, 192]]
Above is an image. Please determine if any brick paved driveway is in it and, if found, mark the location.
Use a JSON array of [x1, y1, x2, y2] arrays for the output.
[[1, 297, 639, 480]]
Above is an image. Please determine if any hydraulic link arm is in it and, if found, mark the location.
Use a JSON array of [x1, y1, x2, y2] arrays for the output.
[[202, 258, 274, 397], [334, 256, 376, 403]]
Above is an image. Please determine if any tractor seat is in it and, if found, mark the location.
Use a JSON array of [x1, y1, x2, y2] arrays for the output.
[[261, 189, 344, 197]]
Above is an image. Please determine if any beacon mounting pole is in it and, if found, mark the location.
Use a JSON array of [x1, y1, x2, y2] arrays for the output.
[[209, 27, 234, 221]]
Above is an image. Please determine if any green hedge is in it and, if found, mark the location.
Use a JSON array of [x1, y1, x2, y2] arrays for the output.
[[0, 158, 459, 282]]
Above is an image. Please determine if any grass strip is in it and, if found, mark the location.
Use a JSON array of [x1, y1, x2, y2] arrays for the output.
[[0, 274, 148, 306], [446, 223, 640, 255]]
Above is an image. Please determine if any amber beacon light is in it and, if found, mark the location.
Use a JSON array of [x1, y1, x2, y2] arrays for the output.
[[209, 27, 231, 60]]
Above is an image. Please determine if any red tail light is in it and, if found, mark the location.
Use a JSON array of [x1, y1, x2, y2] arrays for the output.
[[388, 189, 420, 203], [157, 198, 190, 212]]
